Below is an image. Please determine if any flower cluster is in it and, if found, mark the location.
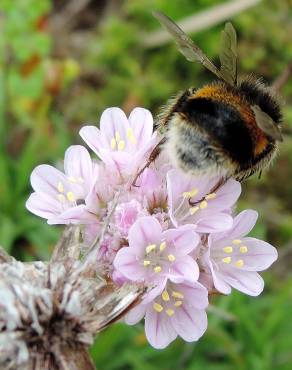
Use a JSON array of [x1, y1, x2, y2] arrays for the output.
[[26, 107, 278, 349]]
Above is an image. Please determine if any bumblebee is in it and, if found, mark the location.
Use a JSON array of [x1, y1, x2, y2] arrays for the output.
[[151, 12, 283, 181]]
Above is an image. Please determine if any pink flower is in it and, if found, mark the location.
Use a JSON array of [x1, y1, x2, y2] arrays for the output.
[[167, 169, 241, 233], [114, 216, 200, 289], [114, 199, 145, 237], [26, 145, 98, 225], [79, 107, 157, 178], [125, 280, 208, 349], [205, 210, 278, 296]]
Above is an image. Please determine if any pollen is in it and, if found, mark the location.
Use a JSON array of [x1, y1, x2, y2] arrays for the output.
[[222, 256, 231, 264], [235, 259, 244, 267], [118, 140, 125, 151], [126, 128, 137, 144], [172, 291, 184, 299], [57, 194, 66, 202], [223, 246, 233, 253], [232, 239, 242, 245], [200, 201, 208, 209], [115, 131, 121, 141], [143, 260, 151, 266], [159, 241, 167, 251], [66, 191, 75, 202], [240, 246, 248, 253], [174, 300, 183, 307], [154, 266, 162, 273], [146, 244, 156, 254], [190, 206, 199, 215], [183, 188, 198, 198], [57, 182, 64, 193], [153, 302, 163, 313], [110, 138, 116, 149], [167, 254, 176, 262], [206, 192, 217, 200], [162, 290, 170, 301], [166, 309, 175, 317]]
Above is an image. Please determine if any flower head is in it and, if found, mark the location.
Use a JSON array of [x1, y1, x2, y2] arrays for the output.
[[125, 280, 208, 349], [114, 216, 200, 289], [26, 145, 98, 224], [205, 210, 278, 296], [79, 107, 157, 179]]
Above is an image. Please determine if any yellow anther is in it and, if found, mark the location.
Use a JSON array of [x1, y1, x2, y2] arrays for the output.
[[190, 206, 199, 215], [206, 192, 217, 200], [222, 256, 231, 264], [143, 260, 151, 266], [223, 246, 233, 253], [126, 128, 137, 144], [166, 309, 175, 317], [66, 192, 75, 202], [153, 302, 163, 313], [118, 140, 125, 151], [162, 291, 170, 301], [154, 266, 162, 273], [57, 194, 66, 202], [167, 254, 176, 262], [146, 244, 156, 254], [200, 200, 208, 209], [174, 300, 183, 307], [115, 131, 121, 141], [110, 138, 116, 149], [67, 176, 77, 183], [57, 182, 64, 193], [235, 259, 244, 267], [232, 239, 242, 245], [172, 291, 184, 299], [240, 246, 248, 253], [159, 242, 167, 251], [183, 188, 198, 198]]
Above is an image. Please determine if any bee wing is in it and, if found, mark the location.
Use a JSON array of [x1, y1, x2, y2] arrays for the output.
[[153, 11, 224, 81], [219, 22, 238, 85], [251, 105, 283, 142]]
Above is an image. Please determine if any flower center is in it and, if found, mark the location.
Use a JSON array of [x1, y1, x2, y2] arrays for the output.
[[214, 239, 248, 268], [110, 129, 137, 151], [152, 288, 184, 316], [142, 242, 175, 274]]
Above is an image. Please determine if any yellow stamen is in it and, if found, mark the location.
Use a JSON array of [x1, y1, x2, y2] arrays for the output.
[[153, 302, 163, 313], [57, 194, 66, 202], [67, 176, 77, 183], [232, 239, 242, 245], [183, 188, 198, 198], [240, 246, 248, 253], [235, 259, 244, 267], [166, 309, 175, 317], [222, 256, 231, 264], [57, 182, 64, 193], [66, 192, 75, 202], [167, 254, 176, 262], [190, 206, 199, 215], [206, 192, 217, 200], [118, 140, 125, 151], [200, 200, 208, 209], [143, 260, 151, 266], [126, 128, 137, 144], [115, 131, 121, 141], [146, 244, 156, 254], [174, 300, 183, 307], [159, 241, 166, 251], [110, 138, 116, 149], [154, 266, 162, 273], [162, 290, 170, 301], [172, 291, 184, 299], [223, 246, 233, 253]]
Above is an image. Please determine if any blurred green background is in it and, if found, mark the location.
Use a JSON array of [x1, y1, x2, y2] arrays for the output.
[[1, 0, 292, 369]]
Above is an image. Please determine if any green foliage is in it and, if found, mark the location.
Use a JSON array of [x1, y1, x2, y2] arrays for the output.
[[1, 0, 292, 368]]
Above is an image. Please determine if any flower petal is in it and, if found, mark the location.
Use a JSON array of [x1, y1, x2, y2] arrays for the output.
[[179, 282, 209, 310], [26, 192, 60, 219], [128, 216, 162, 252], [47, 205, 97, 225], [125, 304, 147, 325], [221, 269, 264, 296], [145, 308, 177, 349], [163, 225, 199, 256], [113, 247, 146, 281], [79, 125, 106, 155], [171, 307, 207, 342], [196, 213, 233, 233], [128, 107, 153, 145], [227, 210, 258, 239], [100, 107, 129, 144], [168, 256, 199, 283], [30, 165, 67, 196]]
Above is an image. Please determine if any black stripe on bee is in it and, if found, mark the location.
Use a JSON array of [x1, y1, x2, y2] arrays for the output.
[[175, 97, 254, 164]]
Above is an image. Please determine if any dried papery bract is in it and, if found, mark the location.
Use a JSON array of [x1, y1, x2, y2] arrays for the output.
[[0, 226, 144, 370]]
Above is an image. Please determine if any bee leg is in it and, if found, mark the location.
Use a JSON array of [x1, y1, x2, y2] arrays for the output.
[[188, 176, 230, 206], [131, 138, 166, 187]]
